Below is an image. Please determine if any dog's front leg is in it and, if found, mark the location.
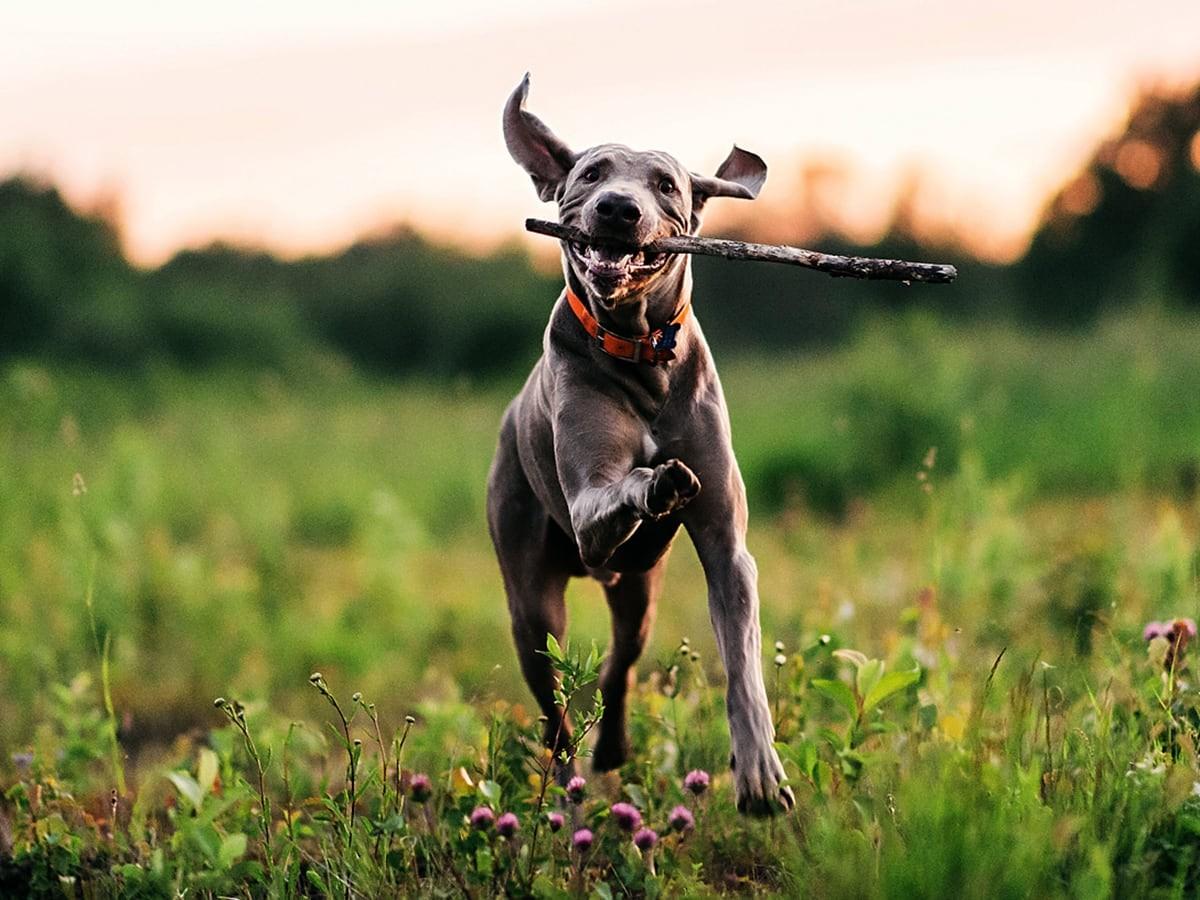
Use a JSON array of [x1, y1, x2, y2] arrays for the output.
[[554, 399, 698, 569], [563, 459, 698, 568], [686, 482, 795, 816]]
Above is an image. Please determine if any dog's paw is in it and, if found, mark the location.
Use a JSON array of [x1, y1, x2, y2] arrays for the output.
[[730, 742, 795, 817], [591, 728, 629, 773], [643, 459, 700, 519]]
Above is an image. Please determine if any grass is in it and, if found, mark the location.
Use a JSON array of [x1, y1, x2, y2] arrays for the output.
[[2, 307, 1200, 896]]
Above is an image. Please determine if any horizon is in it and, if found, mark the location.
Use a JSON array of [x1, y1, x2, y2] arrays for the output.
[[3, 1, 1199, 267]]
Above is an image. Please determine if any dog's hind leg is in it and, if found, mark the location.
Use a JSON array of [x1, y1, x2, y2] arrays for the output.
[[488, 410, 579, 772], [592, 560, 667, 771]]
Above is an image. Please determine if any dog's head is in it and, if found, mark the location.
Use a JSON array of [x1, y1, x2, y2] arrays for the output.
[[503, 74, 766, 305]]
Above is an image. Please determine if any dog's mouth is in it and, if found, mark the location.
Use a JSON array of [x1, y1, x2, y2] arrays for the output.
[[567, 239, 670, 284]]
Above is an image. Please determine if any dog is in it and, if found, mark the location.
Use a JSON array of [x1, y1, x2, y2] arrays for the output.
[[487, 75, 794, 816]]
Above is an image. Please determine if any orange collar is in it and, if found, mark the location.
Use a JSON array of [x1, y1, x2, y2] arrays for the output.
[[565, 288, 690, 366]]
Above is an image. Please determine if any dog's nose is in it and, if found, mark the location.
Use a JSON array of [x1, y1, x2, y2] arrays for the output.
[[594, 192, 642, 225]]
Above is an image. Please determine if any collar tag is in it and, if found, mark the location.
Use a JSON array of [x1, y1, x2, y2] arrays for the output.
[[652, 323, 680, 351]]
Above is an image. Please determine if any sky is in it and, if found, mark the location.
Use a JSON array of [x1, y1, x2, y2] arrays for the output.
[[2, 1, 1198, 266]]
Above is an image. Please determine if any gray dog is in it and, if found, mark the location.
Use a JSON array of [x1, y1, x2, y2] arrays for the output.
[[487, 75, 794, 815]]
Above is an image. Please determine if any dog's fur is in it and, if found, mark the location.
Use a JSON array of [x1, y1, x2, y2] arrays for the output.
[[487, 75, 794, 815]]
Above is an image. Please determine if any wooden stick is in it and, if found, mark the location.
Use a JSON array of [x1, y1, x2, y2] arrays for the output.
[[525, 218, 957, 284]]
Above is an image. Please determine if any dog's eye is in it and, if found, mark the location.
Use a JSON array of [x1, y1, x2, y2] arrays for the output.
[[658, 177, 676, 194], [582, 167, 600, 183]]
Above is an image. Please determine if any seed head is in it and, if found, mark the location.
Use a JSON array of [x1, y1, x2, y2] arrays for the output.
[[774, 653, 787, 667], [774, 640, 785, 652], [309, 672, 323, 684], [213, 697, 226, 708], [405, 714, 416, 725], [351, 692, 363, 704], [690, 651, 700, 662]]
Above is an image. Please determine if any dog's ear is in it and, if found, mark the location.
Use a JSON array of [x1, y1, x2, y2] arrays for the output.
[[503, 74, 576, 202], [690, 146, 767, 225]]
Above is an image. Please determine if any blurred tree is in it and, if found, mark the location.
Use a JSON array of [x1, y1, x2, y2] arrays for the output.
[[1019, 81, 1200, 323]]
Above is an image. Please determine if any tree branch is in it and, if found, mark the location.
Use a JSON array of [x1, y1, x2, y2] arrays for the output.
[[525, 218, 957, 284]]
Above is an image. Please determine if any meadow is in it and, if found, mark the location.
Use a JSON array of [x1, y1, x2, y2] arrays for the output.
[[3, 307, 1200, 897]]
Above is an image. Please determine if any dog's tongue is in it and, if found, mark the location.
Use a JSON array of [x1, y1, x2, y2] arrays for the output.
[[594, 245, 631, 263]]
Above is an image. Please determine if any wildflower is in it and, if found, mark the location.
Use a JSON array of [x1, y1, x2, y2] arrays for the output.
[[774, 653, 787, 667], [497, 812, 520, 838], [633, 827, 659, 851], [684, 769, 710, 795], [668, 804, 695, 832], [470, 806, 495, 831], [409, 773, 432, 803], [566, 775, 587, 804], [1143, 621, 1169, 641], [611, 802, 642, 831], [572, 828, 594, 852], [547, 811, 565, 832], [774, 640, 785, 652], [1144, 618, 1197, 671]]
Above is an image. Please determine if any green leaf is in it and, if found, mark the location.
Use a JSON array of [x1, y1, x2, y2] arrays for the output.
[[197, 748, 219, 797], [812, 678, 857, 720], [166, 771, 204, 811], [544, 633, 564, 662], [475, 846, 494, 877], [593, 883, 615, 900], [218, 833, 248, 869], [798, 740, 818, 779], [813, 760, 834, 794], [856, 659, 884, 702], [478, 779, 502, 805], [832, 648, 869, 669], [863, 666, 920, 713]]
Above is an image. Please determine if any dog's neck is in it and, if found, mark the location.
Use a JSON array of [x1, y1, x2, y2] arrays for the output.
[[564, 257, 692, 339]]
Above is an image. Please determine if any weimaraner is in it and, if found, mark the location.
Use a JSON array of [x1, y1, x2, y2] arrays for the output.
[[487, 75, 794, 815]]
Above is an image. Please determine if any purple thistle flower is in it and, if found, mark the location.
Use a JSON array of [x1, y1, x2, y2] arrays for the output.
[[610, 802, 642, 832], [566, 775, 587, 804], [633, 827, 659, 851], [496, 812, 520, 838], [470, 806, 495, 831], [684, 769, 710, 795], [1180, 618, 1198, 638], [668, 804, 695, 832], [1144, 621, 1169, 641], [572, 828, 594, 852], [409, 773, 432, 803], [547, 811, 565, 832]]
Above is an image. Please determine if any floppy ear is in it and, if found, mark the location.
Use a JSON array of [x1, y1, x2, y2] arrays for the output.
[[503, 74, 576, 202], [690, 146, 767, 223]]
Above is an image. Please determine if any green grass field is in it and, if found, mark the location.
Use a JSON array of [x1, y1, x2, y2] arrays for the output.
[[3, 308, 1200, 896]]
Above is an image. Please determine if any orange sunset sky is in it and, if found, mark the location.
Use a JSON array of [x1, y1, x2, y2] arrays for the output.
[[3, 1, 1198, 266]]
